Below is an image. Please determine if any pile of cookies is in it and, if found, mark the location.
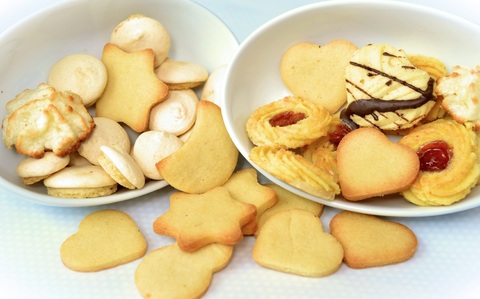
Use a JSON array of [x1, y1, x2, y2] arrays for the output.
[[1, 14, 223, 198], [246, 39, 480, 206]]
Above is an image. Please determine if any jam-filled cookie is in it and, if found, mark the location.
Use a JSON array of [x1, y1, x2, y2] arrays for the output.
[[399, 118, 480, 206], [246, 96, 332, 149]]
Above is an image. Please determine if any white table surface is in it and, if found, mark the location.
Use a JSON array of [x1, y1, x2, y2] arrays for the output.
[[1, 0, 479, 298]]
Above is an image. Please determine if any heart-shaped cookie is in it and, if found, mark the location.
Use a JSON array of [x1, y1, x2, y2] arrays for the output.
[[252, 209, 344, 277], [280, 40, 357, 113], [60, 209, 147, 272], [337, 127, 420, 201], [330, 211, 418, 269]]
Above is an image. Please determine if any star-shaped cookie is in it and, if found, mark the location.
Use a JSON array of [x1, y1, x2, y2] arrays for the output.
[[96, 43, 169, 132], [153, 186, 256, 252]]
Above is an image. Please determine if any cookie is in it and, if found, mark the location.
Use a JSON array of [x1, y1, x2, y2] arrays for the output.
[[132, 130, 183, 180], [436, 65, 480, 130], [343, 44, 436, 131], [97, 145, 145, 190], [222, 168, 277, 235], [60, 210, 147, 272], [78, 117, 131, 166], [399, 118, 480, 206], [280, 40, 358, 113], [2, 83, 95, 158], [135, 242, 232, 299], [148, 89, 198, 136], [153, 186, 256, 252], [330, 211, 417, 269], [255, 183, 323, 236], [249, 146, 340, 199], [43, 165, 117, 198], [200, 65, 226, 106], [16, 152, 70, 185], [246, 96, 332, 149], [156, 100, 238, 194], [337, 127, 419, 201], [48, 53, 107, 107], [253, 209, 344, 277], [155, 58, 209, 90], [110, 14, 170, 67], [95, 43, 169, 133]]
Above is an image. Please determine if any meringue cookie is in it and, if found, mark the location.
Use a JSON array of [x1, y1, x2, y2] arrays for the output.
[[48, 53, 107, 107], [98, 145, 145, 190], [110, 14, 170, 67], [155, 58, 208, 90], [200, 66, 226, 106], [132, 130, 183, 180], [16, 152, 70, 185], [149, 89, 198, 136]]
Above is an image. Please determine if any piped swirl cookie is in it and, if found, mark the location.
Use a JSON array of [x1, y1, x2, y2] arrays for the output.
[[342, 44, 436, 131], [398, 118, 480, 206], [246, 96, 332, 149]]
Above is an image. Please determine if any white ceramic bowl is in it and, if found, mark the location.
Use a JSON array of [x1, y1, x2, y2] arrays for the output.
[[0, 0, 238, 206], [222, 0, 480, 217]]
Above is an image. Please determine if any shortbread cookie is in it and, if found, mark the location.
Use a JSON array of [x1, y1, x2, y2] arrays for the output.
[[78, 117, 131, 166], [255, 183, 323, 236], [132, 130, 183, 180], [155, 58, 209, 90], [222, 168, 277, 235], [253, 209, 344, 277], [330, 211, 417, 269], [110, 14, 170, 67], [249, 146, 340, 200], [2, 83, 94, 158], [246, 96, 332, 149], [149, 89, 198, 136], [61, 209, 147, 272], [96, 43, 169, 132], [43, 165, 117, 198], [16, 152, 70, 185], [135, 242, 233, 299], [337, 127, 419, 201], [97, 145, 145, 190], [48, 53, 107, 107], [280, 40, 358, 113], [153, 186, 256, 252], [436, 65, 480, 130], [343, 44, 436, 131], [156, 100, 238, 194], [399, 118, 480, 206]]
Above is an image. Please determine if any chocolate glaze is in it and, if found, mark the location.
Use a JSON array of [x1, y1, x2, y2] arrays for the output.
[[341, 59, 435, 130]]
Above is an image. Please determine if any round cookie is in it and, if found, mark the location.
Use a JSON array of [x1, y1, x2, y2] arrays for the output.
[[48, 53, 107, 107], [16, 152, 70, 185], [155, 58, 208, 90], [110, 14, 170, 67], [132, 130, 183, 180], [77, 117, 131, 165], [43, 165, 118, 198], [98, 145, 145, 190], [149, 89, 198, 136]]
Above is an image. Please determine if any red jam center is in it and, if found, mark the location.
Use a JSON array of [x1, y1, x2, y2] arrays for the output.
[[269, 111, 306, 127], [416, 140, 452, 172], [328, 124, 352, 148]]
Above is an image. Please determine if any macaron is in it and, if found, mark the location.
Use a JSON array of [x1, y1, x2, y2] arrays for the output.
[[98, 145, 145, 190], [43, 165, 118, 198]]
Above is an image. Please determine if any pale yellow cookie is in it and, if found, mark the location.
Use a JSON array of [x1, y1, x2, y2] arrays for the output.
[[135, 242, 233, 299], [249, 146, 340, 200], [153, 186, 256, 252], [16, 152, 70, 185], [246, 96, 332, 149], [253, 209, 344, 277], [255, 183, 323, 236], [222, 168, 277, 235], [60, 209, 147, 272], [155, 58, 209, 90], [330, 211, 418, 269], [95, 43, 169, 133], [280, 40, 358, 113], [156, 100, 238, 194]]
